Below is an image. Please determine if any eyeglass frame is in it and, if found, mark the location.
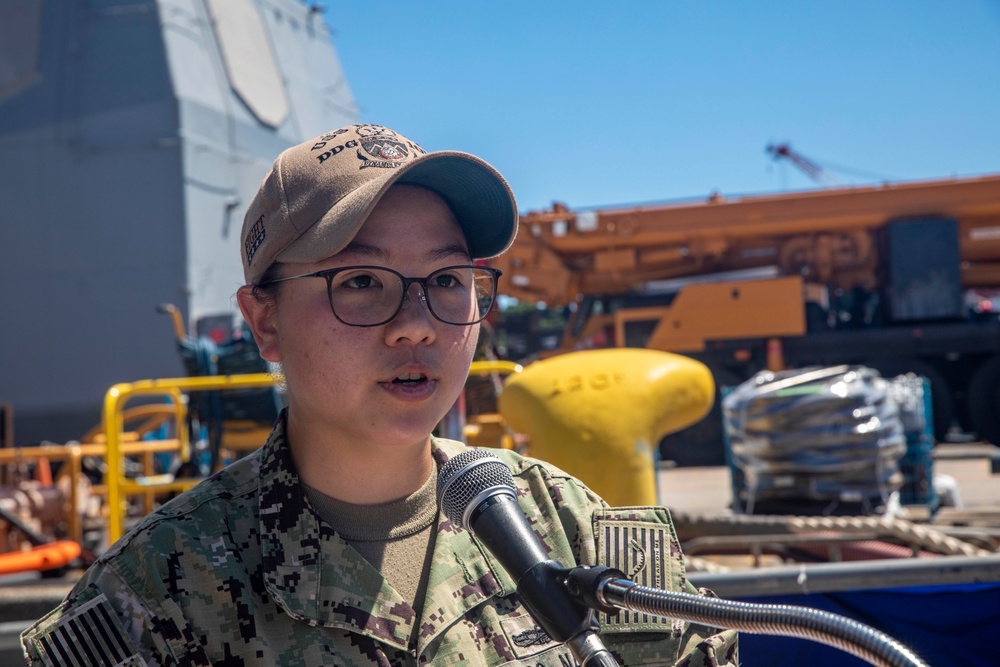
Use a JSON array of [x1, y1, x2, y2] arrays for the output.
[[257, 264, 503, 327]]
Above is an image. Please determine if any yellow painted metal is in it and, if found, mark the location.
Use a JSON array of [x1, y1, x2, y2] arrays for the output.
[[621, 276, 806, 352], [498, 349, 714, 507], [469, 360, 523, 376], [0, 440, 184, 545], [104, 374, 276, 543], [81, 389, 188, 448], [497, 173, 1000, 306], [464, 361, 523, 449]]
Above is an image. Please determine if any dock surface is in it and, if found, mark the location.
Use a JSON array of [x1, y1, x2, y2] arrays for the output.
[[659, 449, 1000, 515]]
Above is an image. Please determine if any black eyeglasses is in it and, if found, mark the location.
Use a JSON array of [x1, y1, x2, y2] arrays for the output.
[[259, 265, 502, 327]]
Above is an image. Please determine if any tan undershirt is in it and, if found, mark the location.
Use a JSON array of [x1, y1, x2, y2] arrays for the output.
[[302, 472, 438, 621]]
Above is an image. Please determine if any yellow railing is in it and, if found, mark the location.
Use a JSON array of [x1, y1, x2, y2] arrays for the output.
[[0, 388, 190, 545], [469, 360, 523, 376], [0, 439, 184, 546], [103, 364, 519, 543], [104, 374, 277, 542], [457, 360, 524, 449]]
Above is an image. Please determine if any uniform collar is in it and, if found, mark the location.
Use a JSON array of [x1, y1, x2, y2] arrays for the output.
[[257, 415, 509, 653]]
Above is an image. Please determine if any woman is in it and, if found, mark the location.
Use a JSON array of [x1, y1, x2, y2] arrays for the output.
[[22, 124, 737, 666]]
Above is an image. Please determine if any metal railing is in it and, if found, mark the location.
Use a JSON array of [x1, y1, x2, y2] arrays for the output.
[[439, 360, 522, 442], [103, 374, 277, 542], [0, 439, 183, 546], [104, 363, 520, 543]]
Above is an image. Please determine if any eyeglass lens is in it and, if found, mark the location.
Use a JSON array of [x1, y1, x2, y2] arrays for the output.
[[327, 266, 496, 326]]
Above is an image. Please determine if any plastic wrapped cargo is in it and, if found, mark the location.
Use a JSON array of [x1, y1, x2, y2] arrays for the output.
[[723, 365, 906, 515]]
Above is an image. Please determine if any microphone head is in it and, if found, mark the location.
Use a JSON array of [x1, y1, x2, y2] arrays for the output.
[[437, 448, 517, 529]]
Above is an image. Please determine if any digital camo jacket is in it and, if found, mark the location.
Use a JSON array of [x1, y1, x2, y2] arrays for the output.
[[22, 419, 738, 666]]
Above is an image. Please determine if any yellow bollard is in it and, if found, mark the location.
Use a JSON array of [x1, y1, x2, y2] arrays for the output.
[[498, 349, 714, 507]]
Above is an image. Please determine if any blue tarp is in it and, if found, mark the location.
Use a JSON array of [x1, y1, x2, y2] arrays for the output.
[[737, 581, 1000, 666]]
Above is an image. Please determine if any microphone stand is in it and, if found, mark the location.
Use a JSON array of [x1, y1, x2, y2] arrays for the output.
[[562, 566, 929, 667], [516, 561, 620, 667]]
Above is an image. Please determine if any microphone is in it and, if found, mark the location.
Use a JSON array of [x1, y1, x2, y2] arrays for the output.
[[437, 449, 618, 666]]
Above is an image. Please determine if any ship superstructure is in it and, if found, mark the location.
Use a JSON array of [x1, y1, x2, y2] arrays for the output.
[[0, 0, 358, 444]]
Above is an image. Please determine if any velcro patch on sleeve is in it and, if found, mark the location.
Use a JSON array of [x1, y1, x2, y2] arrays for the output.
[[23, 591, 143, 667], [594, 508, 684, 634], [498, 611, 564, 660]]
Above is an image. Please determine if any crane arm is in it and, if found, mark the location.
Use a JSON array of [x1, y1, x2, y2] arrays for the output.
[[766, 143, 841, 187]]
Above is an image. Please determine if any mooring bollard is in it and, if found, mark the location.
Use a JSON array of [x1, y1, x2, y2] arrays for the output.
[[499, 349, 714, 506]]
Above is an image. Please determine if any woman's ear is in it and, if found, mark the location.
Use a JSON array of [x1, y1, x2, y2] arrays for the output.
[[237, 286, 282, 362]]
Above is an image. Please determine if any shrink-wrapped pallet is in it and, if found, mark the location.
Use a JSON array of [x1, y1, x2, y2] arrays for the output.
[[723, 365, 906, 515]]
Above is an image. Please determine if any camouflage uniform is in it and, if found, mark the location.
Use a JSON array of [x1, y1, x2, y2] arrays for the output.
[[22, 415, 737, 665]]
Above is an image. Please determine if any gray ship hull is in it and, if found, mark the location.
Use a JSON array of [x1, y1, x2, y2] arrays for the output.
[[0, 0, 358, 445]]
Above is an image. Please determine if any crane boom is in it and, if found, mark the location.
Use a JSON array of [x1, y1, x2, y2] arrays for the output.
[[766, 143, 841, 186], [489, 172, 1000, 449]]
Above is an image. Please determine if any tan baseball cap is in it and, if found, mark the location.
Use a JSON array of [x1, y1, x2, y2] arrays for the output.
[[240, 124, 518, 285]]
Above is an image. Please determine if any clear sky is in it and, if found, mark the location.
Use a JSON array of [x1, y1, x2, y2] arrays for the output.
[[323, 1, 1000, 214]]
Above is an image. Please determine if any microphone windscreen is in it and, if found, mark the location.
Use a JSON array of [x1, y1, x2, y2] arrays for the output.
[[437, 449, 516, 528]]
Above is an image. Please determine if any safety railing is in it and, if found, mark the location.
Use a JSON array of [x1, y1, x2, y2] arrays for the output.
[[104, 374, 277, 542], [0, 439, 184, 547], [104, 364, 520, 543], [439, 360, 523, 443], [470, 360, 524, 376]]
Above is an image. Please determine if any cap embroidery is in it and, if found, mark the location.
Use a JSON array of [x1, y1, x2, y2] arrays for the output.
[[357, 134, 411, 169], [310, 125, 417, 167], [314, 139, 359, 164], [310, 128, 349, 150], [245, 214, 266, 265]]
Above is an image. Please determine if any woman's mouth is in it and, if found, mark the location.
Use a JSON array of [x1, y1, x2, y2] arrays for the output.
[[393, 372, 428, 386], [384, 372, 436, 401]]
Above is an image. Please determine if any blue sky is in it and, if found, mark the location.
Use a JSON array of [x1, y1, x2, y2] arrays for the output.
[[324, 1, 1000, 214]]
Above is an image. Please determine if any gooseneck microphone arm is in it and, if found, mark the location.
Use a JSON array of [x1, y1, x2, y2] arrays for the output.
[[437, 450, 618, 667], [565, 566, 930, 667]]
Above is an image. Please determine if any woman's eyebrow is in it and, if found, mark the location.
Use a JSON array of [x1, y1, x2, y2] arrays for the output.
[[427, 243, 472, 262], [338, 241, 390, 262], [339, 241, 471, 264]]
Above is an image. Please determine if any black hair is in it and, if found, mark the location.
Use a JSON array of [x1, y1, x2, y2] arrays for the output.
[[249, 262, 285, 306]]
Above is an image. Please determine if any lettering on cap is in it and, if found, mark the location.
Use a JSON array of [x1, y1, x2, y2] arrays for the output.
[[245, 214, 266, 266], [307, 124, 428, 169], [310, 127, 350, 151]]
